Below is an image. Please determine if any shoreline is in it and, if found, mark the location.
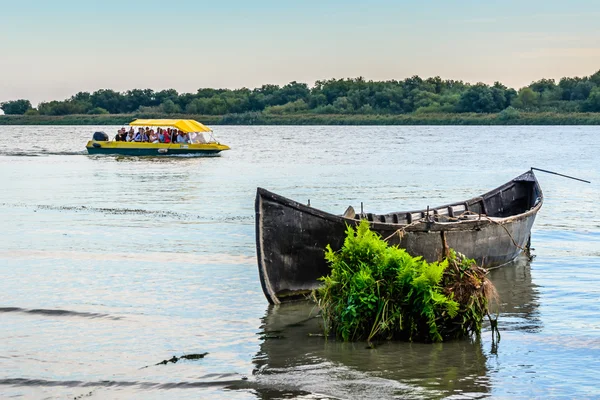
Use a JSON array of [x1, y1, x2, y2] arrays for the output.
[[1, 112, 600, 125]]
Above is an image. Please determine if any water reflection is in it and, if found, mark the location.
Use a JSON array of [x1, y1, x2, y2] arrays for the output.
[[488, 255, 542, 333], [250, 256, 539, 399]]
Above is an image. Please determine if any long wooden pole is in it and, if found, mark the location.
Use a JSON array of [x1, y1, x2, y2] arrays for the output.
[[531, 167, 591, 183]]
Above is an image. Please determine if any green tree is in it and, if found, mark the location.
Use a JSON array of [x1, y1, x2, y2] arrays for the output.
[[71, 91, 92, 103], [457, 84, 505, 113], [90, 89, 124, 113], [529, 78, 556, 93], [332, 96, 354, 113], [160, 99, 180, 114], [570, 81, 594, 100], [581, 87, 600, 112], [1, 99, 32, 114], [38, 100, 89, 115], [204, 96, 228, 115], [512, 87, 539, 109], [155, 89, 179, 105], [589, 70, 600, 86], [308, 93, 327, 108], [124, 89, 155, 112]]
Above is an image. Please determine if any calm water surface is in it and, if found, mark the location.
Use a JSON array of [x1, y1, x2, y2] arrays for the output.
[[0, 125, 599, 399]]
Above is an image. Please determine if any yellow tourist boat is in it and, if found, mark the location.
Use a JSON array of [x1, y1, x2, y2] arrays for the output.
[[85, 119, 230, 156]]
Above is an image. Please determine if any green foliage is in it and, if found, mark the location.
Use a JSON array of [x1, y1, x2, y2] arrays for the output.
[[38, 100, 90, 115], [497, 106, 520, 121], [264, 99, 309, 115], [315, 220, 495, 343], [87, 107, 109, 115], [2, 69, 600, 119], [457, 84, 508, 113], [582, 87, 600, 112], [160, 99, 181, 114], [1, 99, 32, 115], [4, 111, 600, 126], [512, 87, 539, 110]]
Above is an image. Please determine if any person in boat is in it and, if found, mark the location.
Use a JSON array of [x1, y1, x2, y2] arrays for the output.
[[148, 129, 158, 143], [133, 127, 147, 142], [176, 130, 189, 143], [157, 128, 171, 143], [162, 128, 171, 143], [189, 132, 207, 144], [126, 130, 135, 142], [115, 128, 126, 141]]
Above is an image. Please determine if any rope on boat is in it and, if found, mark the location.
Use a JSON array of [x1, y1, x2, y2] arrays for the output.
[[382, 219, 424, 242], [380, 211, 525, 252]]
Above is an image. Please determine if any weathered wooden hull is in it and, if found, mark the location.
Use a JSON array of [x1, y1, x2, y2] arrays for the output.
[[256, 171, 542, 304]]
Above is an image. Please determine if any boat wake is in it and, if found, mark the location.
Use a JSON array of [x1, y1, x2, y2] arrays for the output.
[[0, 250, 256, 265], [0, 203, 252, 223], [0, 150, 87, 157], [0, 307, 121, 320], [0, 376, 245, 389]]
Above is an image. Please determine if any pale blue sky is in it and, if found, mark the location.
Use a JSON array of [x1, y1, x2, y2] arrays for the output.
[[1, 0, 599, 105]]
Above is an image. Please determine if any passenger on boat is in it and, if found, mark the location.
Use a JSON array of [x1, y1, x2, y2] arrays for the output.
[[189, 132, 207, 144], [133, 128, 148, 142], [157, 128, 170, 143], [176, 130, 189, 143], [148, 129, 158, 143], [126, 130, 135, 142], [115, 128, 127, 141], [162, 129, 171, 143]]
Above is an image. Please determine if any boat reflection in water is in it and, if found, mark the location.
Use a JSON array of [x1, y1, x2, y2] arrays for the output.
[[247, 255, 540, 399]]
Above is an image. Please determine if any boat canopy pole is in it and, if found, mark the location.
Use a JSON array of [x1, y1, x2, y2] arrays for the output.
[[531, 167, 591, 184]]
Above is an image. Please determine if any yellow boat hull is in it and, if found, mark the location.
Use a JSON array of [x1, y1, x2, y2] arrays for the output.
[[86, 141, 230, 156]]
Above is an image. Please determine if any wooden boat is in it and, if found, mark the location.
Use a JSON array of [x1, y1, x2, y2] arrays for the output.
[[85, 119, 230, 156], [255, 170, 543, 304]]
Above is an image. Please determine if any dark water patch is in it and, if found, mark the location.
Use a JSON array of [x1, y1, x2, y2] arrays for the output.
[[0, 307, 121, 320]]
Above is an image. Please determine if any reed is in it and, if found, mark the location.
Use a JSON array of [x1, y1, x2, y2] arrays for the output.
[[314, 220, 498, 343], [2, 111, 600, 126]]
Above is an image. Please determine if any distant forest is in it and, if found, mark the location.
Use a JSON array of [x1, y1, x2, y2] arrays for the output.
[[2, 71, 600, 118]]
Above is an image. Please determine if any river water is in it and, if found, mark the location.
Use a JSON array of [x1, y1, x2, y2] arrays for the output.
[[0, 125, 599, 399]]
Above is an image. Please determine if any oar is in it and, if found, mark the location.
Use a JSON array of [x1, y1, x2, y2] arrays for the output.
[[530, 167, 591, 183]]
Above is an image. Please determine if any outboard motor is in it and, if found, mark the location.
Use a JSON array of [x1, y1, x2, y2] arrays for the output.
[[93, 131, 109, 141]]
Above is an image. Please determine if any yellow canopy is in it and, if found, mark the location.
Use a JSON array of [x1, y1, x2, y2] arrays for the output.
[[129, 119, 212, 133]]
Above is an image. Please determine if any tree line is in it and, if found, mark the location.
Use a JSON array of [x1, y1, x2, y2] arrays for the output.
[[2, 70, 600, 117]]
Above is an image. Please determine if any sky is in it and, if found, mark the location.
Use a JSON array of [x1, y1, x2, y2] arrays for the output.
[[1, 0, 599, 106]]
